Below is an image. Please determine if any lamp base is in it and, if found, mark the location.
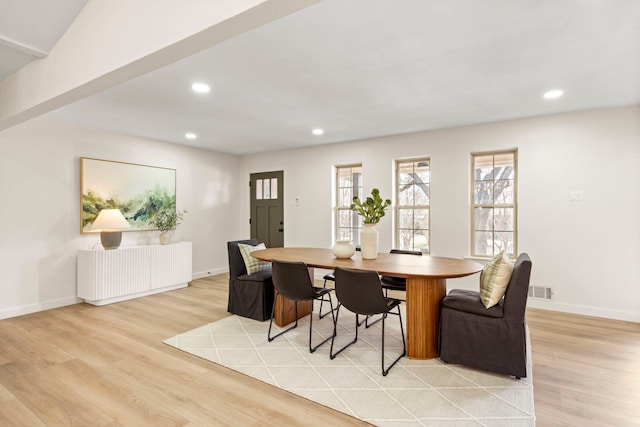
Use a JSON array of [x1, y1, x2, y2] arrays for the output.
[[100, 230, 123, 250]]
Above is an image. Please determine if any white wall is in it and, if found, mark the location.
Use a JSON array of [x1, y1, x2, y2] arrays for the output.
[[240, 106, 640, 322], [0, 116, 245, 319], [1, 106, 638, 322]]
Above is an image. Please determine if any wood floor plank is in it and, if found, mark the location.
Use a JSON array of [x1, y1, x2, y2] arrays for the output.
[[0, 383, 15, 403], [0, 274, 638, 426], [0, 362, 115, 426], [0, 322, 74, 369], [526, 308, 640, 426], [48, 359, 189, 427], [0, 399, 48, 427]]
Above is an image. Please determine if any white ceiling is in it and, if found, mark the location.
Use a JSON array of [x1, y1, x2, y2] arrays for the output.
[[6, 1, 640, 155]]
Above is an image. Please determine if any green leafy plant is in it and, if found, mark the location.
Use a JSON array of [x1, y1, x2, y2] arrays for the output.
[[350, 188, 392, 224], [149, 208, 187, 232]]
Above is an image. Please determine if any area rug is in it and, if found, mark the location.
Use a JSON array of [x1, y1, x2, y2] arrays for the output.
[[164, 304, 535, 426]]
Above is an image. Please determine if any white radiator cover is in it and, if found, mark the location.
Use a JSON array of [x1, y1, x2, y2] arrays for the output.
[[77, 242, 192, 305]]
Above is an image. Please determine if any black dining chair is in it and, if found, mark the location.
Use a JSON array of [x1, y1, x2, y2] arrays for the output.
[[268, 259, 336, 353], [330, 267, 406, 376], [380, 249, 422, 298], [356, 248, 422, 329], [319, 247, 361, 319]]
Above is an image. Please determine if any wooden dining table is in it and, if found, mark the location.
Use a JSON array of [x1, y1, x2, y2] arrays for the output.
[[252, 247, 482, 359]]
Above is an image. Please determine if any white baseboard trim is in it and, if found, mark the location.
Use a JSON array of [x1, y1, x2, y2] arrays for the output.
[[192, 267, 228, 280], [527, 299, 640, 323], [4, 274, 635, 324], [0, 296, 82, 320], [1, 269, 229, 320]]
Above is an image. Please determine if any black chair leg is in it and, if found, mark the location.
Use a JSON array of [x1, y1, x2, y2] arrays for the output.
[[319, 278, 335, 320], [268, 293, 299, 342], [330, 306, 360, 359], [330, 302, 406, 376], [310, 294, 335, 353], [381, 305, 406, 376], [362, 303, 401, 329], [358, 314, 383, 328], [269, 291, 336, 353]]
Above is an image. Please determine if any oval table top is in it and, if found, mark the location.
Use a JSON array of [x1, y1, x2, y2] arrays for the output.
[[252, 247, 482, 279]]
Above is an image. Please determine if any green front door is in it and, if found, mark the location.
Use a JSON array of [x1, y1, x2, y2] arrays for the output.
[[249, 171, 284, 248]]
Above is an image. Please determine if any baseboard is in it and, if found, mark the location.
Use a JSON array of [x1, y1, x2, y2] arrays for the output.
[[0, 269, 229, 320], [4, 273, 635, 324], [527, 299, 640, 323], [192, 267, 228, 280], [0, 296, 82, 320]]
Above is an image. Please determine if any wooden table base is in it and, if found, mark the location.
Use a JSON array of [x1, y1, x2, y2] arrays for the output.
[[406, 276, 447, 359], [274, 298, 312, 327]]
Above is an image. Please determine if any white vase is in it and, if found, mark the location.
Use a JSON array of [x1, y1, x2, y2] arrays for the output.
[[159, 231, 172, 245], [360, 224, 378, 259], [332, 239, 355, 259]]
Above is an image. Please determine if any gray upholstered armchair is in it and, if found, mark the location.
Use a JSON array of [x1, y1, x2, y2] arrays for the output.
[[438, 253, 532, 378], [227, 239, 274, 321]]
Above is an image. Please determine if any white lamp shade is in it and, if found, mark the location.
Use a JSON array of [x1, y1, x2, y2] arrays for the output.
[[91, 209, 131, 231]]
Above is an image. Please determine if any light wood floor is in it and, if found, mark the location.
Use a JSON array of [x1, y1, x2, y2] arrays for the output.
[[0, 274, 638, 426]]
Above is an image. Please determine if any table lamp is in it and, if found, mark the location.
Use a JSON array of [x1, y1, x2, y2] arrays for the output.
[[91, 209, 131, 250]]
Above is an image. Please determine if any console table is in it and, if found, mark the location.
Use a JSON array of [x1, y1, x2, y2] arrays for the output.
[[77, 242, 192, 306]]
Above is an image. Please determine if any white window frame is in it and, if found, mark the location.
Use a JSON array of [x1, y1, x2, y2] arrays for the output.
[[335, 164, 363, 245], [471, 149, 518, 257], [395, 158, 430, 253]]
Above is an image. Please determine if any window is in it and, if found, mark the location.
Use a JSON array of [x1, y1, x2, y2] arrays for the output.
[[395, 158, 430, 253], [471, 150, 517, 257], [255, 178, 278, 200], [336, 164, 363, 245]]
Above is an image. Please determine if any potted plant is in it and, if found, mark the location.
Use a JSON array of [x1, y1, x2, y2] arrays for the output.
[[150, 208, 187, 244], [350, 188, 391, 259]]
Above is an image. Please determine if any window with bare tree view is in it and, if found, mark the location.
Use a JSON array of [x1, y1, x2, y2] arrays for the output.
[[336, 164, 363, 246], [472, 150, 517, 257], [395, 158, 430, 253]]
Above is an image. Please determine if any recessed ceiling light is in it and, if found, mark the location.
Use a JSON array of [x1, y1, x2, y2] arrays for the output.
[[543, 89, 564, 99], [312, 128, 324, 136], [191, 82, 210, 94], [185, 132, 197, 140]]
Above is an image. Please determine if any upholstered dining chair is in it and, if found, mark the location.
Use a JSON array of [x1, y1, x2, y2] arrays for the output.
[[330, 267, 406, 376], [268, 259, 336, 353], [380, 249, 422, 298], [227, 239, 274, 321], [439, 253, 532, 378]]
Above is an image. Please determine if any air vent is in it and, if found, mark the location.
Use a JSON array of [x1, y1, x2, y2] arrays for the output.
[[528, 286, 552, 300]]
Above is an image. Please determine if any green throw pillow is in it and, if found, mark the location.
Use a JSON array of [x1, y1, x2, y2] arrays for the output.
[[480, 251, 514, 308], [238, 243, 271, 275]]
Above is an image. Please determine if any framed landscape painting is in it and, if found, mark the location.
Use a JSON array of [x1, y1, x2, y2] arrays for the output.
[[80, 157, 176, 233]]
